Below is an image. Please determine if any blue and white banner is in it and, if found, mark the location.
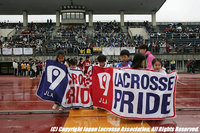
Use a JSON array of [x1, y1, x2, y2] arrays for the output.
[[37, 60, 69, 104], [92, 67, 177, 120], [37, 61, 177, 120]]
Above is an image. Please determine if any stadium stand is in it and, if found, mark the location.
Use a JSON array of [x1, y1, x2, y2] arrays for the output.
[[1, 21, 200, 56], [1, 21, 200, 54]]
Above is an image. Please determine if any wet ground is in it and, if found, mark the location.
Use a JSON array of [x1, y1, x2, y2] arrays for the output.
[[0, 74, 199, 133]]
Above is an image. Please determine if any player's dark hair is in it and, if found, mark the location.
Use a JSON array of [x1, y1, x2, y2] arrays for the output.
[[120, 49, 130, 57], [138, 44, 148, 51], [132, 53, 146, 69], [69, 58, 78, 66], [152, 58, 163, 67], [97, 55, 106, 62], [56, 50, 65, 58], [56, 50, 65, 62]]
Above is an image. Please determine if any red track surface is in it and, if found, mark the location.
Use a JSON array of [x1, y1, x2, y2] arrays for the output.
[[0, 74, 199, 133]]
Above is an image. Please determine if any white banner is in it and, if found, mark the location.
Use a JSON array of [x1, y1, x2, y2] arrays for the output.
[[102, 47, 114, 55], [2, 48, 12, 55], [121, 47, 135, 53], [13, 48, 23, 55], [129, 47, 135, 53], [111, 68, 176, 119], [92, 66, 177, 119], [61, 69, 93, 108], [114, 47, 121, 55], [23, 48, 33, 55], [102, 47, 135, 55]]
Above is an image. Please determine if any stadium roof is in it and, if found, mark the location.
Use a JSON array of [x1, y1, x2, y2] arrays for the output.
[[0, 0, 166, 15]]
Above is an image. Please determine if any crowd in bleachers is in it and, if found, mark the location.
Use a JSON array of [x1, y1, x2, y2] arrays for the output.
[[0, 22, 22, 48], [0, 22, 22, 29], [14, 22, 53, 45], [146, 38, 200, 54], [127, 21, 155, 33], [95, 21, 121, 33], [1, 21, 200, 55], [92, 21, 133, 47], [92, 32, 131, 47], [0, 21, 198, 74], [0, 22, 55, 55], [186, 59, 196, 73], [132, 34, 144, 46], [45, 25, 88, 54], [55, 25, 88, 46], [163, 23, 200, 34], [147, 23, 200, 54], [145, 39, 167, 54]]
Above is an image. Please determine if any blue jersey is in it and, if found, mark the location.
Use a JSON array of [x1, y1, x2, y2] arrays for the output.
[[115, 61, 132, 68]]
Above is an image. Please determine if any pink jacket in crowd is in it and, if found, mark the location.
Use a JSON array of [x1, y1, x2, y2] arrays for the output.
[[145, 51, 155, 69]]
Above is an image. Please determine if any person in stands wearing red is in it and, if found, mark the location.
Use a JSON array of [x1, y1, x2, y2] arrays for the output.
[[77, 58, 84, 71], [39, 61, 43, 75], [83, 56, 91, 74]]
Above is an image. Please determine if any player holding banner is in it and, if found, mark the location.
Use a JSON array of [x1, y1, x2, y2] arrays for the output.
[[52, 50, 69, 110], [85, 54, 111, 109], [115, 49, 132, 68], [68, 58, 82, 110]]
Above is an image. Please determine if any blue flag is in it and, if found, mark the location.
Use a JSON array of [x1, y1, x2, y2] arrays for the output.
[[37, 60, 68, 104]]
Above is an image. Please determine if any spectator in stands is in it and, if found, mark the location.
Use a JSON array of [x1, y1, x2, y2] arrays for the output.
[[191, 59, 196, 74], [39, 61, 43, 75], [27, 63, 30, 76], [35, 60, 40, 77], [138, 44, 155, 70], [160, 39, 166, 54], [29, 59, 37, 79], [164, 59, 169, 73], [18, 62, 22, 76], [50, 19, 52, 25], [186, 58, 196, 73], [77, 58, 84, 70], [186, 59, 192, 73], [21, 61, 27, 76], [115, 49, 132, 68], [83, 56, 91, 74], [170, 59, 176, 71], [155, 41, 160, 53], [166, 43, 170, 53], [0, 36, 4, 43], [12, 60, 18, 76]]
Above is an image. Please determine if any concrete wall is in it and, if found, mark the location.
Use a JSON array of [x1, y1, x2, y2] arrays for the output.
[[128, 28, 149, 39], [1, 54, 199, 62], [62, 19, 86, 24], [0, 54, 199, 73], [0, 29, 15, 37]]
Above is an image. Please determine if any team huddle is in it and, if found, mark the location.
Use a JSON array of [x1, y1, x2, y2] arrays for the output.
[[50, 44, 171, 110]]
